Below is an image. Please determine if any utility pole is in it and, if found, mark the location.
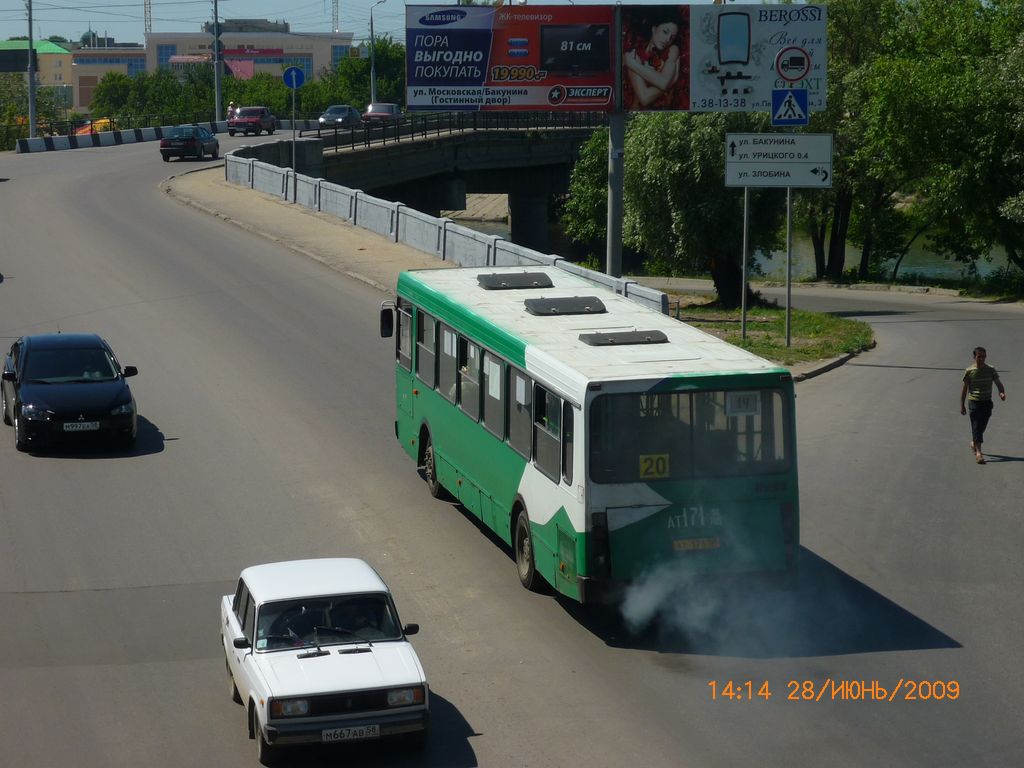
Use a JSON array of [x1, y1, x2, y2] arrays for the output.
[[369, 0, 386, 104], [212, 0, 223, 122], [26, 0, 37, 138]]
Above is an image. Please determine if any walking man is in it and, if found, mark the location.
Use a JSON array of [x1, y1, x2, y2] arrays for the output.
[[960, 346, 1006, 464]]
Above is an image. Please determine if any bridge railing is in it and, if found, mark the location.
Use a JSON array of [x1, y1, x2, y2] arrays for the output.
[[304, 110, 608, 152], [223, 150, 667, 315]]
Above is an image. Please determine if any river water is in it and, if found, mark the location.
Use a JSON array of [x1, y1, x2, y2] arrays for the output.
[[458, 210, 1009, 282]]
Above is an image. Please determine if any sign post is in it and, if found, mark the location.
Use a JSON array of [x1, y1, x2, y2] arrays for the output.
[[726, 132, 832, 343], [283, 66, 305, 204]]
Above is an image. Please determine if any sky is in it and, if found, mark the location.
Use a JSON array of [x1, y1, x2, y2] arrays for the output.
[[0, 0, 728, 49]]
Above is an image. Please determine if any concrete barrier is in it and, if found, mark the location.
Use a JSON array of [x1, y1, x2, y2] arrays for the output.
[[398, 207, 446, 257], [354, 192, 398, 239], [16, 120, 227, 153], [222, 150, 669, 314]]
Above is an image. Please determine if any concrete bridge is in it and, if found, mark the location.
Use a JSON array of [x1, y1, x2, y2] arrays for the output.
[[241, 114, 604, 253]]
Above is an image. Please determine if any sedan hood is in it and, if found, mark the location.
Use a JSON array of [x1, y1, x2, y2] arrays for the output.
[[20, 380, 130, 411], [257, 642, 424, 697]]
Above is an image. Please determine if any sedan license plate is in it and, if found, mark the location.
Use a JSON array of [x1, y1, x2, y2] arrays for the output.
[[64, 421, 100, 432], [322, 724, 379, 743]]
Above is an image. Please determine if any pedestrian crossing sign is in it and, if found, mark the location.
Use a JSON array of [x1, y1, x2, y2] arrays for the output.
[[772, 89, 809, 127]]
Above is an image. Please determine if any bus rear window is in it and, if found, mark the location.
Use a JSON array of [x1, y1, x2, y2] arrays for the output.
[[589, 390, 790, 483]]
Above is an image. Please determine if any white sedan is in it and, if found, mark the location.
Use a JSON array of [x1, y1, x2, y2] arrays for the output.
[[221, 558, 429, 764]]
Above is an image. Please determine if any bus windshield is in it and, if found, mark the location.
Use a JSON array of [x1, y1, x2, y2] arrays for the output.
[[590, 389, 791, 483]]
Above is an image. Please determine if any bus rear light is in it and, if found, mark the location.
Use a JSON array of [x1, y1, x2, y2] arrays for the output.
[[591, 512, 611, 578]]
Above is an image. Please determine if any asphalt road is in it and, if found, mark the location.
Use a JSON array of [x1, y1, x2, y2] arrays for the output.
[[1, 140, 1022, 768]]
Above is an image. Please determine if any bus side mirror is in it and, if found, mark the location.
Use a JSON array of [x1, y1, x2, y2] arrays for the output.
[[380, 301, 395, 338]]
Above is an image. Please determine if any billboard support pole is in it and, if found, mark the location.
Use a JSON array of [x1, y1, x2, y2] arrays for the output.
[[605, 7, 624, 278], [741, 186, 750, 341], [27, 0, 37, 138]]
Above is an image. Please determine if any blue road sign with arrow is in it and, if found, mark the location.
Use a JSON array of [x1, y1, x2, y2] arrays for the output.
[[283, 66, 305, 90]]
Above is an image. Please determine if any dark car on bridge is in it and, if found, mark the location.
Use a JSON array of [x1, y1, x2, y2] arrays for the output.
[[228, 106, 277, 136], [160, 124, 219, 162], [1, 333, 139, 452], [362, 103, 403, 124], [319, 104, 363, 129]]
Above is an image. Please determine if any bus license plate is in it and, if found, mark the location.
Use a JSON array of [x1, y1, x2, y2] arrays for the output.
[[674, 537, 721, 552], [322, 724, 379, 743], [64, 421, 100, 432]]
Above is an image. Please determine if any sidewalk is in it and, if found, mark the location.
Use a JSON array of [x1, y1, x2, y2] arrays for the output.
[[161, 166, 451, 295], [161, 166, 848, 381]]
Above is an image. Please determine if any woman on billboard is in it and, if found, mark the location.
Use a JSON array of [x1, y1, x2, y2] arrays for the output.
[[623, 6, 689, 110]]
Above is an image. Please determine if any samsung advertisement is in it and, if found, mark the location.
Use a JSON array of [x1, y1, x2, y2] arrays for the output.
[[406, 4, 826, 113]]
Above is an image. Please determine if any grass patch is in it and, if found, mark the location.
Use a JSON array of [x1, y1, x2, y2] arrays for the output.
[[667, 294, 874, 367]]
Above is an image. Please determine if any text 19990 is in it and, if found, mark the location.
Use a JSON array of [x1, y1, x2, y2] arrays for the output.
[[708, 679, 960, 702]]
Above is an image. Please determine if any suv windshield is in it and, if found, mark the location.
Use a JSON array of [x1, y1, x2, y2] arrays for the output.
[[255, 594, 401, 651]]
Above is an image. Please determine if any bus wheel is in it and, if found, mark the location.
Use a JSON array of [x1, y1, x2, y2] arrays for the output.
[[423, 435, 448, 499], [515, 510, 542, 591]]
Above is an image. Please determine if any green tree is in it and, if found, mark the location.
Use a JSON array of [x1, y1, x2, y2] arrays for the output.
[[562, 112, 785, 307]]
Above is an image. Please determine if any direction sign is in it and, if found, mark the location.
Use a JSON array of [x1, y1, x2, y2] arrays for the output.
[[283, 66, 305, 89], [725, 133, 832, 188]]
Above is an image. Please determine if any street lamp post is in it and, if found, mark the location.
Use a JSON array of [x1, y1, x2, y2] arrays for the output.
[[369, 0, 387, 105]]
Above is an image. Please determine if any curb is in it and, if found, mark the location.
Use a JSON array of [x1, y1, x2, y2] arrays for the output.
[[792, 352, 856, 382], [160, 168, 395, 297]]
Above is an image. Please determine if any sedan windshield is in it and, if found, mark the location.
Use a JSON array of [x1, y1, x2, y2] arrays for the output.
[[238, 108, 262, 117], [255, 594, 401, 651], [24, 348, 119, 383], [167, 127, 197, 139]]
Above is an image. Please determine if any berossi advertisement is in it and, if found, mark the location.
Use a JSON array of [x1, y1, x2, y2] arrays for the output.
[[405, 4, 826, 114], [406, 5, 615, 111]]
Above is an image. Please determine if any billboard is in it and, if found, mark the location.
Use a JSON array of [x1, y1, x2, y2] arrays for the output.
[[688, 3, 826, 112], [405, 4, 826, 113], [0, 49, 38, 73], [406, 5, 615, 111]]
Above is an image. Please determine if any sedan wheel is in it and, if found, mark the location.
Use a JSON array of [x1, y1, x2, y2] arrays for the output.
[[212, 145, 219, 160], [256, 717, 280, 766], [197, 146, 204, 161], [226, 658, 242, 704], [14, 410, 28, 452], [1, 386, 10, 426]]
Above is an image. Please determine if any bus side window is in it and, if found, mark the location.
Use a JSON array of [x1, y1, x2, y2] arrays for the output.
[[533, 384, 561, 482], [482, 351, 505, 439], [508, 367, 532, 458], [397, 304, 412, 371], [458, 337, 481, 421], [562, 401, 574, 485], [416, 312, 437, 388], [438, 324, 458, 403]]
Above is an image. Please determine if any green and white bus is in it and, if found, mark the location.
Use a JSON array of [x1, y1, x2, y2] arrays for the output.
[[380, 267, 798, 604]]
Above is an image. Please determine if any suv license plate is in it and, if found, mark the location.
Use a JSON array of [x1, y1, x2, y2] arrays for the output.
[[322, 725, 379, 743], [64, 421, 100, 432]]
